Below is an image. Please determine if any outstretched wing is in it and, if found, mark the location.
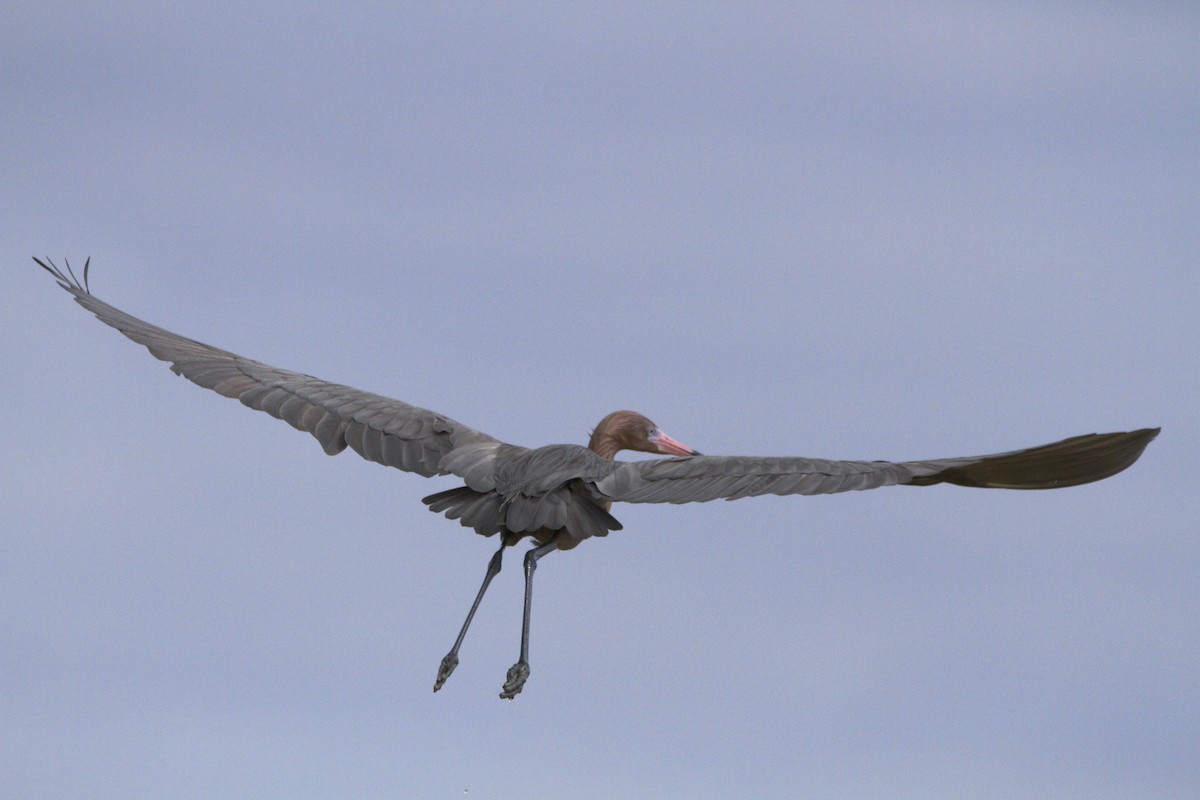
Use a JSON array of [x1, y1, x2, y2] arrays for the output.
[[36, 258, 508, 480], [593, 429, 1159, 504]]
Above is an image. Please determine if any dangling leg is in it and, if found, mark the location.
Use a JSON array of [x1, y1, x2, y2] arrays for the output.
[[500, 539, 559, 699], [434, 539, 507, 692]]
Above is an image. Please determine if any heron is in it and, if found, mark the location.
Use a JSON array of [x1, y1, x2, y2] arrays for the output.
[[35, 257, 1159, 699]]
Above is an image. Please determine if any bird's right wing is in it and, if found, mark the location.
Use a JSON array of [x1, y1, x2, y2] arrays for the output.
[[593, 429, 1159, 504], [593, 455, 915, 503], [37, 258, 510, 483]]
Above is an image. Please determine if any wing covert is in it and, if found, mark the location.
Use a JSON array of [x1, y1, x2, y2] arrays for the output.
[[593, 454, 914, 504]]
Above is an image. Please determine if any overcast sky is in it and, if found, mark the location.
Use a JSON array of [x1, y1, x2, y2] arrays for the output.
[[3, 3, 1196, 798]]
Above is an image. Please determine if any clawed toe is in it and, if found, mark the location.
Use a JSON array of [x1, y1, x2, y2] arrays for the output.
[[500, 662, 530, 699], [434, 653, 459, 692]]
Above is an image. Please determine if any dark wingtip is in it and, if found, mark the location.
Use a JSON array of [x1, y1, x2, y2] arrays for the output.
[[911, 427, 1161, 490], [33, 255, 93, 294]]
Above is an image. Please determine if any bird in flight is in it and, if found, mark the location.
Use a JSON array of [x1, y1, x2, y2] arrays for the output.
[[36, 257, 1159, 699]]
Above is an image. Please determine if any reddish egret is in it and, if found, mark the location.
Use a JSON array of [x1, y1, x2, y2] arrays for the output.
[[36, 258, 1159, 699]]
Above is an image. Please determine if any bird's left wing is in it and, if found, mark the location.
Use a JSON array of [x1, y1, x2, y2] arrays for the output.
[[37, 258, 506, 481]]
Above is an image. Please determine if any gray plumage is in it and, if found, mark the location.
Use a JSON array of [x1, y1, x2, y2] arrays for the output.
[[38, 258, 500, 478], [35, 257, 1159, 698], [592, 428, 1160, 506]]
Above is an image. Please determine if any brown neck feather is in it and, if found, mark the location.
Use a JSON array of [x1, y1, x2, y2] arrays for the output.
[[588, 410, 650, 460]]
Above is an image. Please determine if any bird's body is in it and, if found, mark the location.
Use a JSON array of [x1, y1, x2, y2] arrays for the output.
[[426, 442, 625, 549], [35, 257, 1159, 699]]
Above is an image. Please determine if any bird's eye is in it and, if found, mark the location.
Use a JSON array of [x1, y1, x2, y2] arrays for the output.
[[646, 425, 657, 437]]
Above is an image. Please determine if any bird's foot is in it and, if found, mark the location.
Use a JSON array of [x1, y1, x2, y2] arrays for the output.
[[499, 661, 530, 700], [434, 653, 459, 692]]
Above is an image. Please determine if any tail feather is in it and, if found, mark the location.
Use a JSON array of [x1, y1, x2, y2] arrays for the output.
[[422, 486, 505, 535], [421, 484, 622, 541]]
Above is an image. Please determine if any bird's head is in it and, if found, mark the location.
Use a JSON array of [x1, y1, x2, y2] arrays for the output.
[[588, 410, 701, 460]]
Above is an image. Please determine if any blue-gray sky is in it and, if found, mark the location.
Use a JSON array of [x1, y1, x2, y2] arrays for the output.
[[3, 3, 1196, 798]]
